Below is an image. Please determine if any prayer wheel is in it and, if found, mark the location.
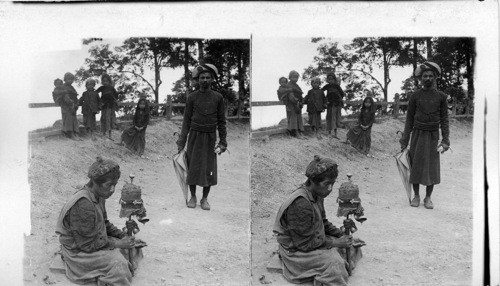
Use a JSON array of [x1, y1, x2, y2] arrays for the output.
[[337, 174, 365, 220], [119, 174, 149, 224]]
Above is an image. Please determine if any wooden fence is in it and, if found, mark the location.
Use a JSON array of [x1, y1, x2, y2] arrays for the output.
[[29, 95, 248, 140], [251, 95, 473, 139]]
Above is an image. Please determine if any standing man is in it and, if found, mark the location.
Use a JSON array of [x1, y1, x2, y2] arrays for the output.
[[399, 62, 450, 209], [177, 64, 227, 211]]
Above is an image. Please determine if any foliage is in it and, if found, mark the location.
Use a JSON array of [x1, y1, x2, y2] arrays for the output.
[[204, 39, 250, 116], [305, 37, 475, 116], [75, 38, 249, 119], [168, 39, 250, 117]]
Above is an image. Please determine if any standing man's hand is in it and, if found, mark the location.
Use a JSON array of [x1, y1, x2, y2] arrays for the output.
[[437, 143, 449, 153], [399, 137, 407, 152], [214, 144, 227, 155]]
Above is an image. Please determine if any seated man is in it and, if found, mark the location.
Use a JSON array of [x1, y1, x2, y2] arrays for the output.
[[273, 155, 362, 286], [55, 157, 138, 286]]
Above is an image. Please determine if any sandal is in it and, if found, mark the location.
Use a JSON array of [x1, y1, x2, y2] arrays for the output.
[[410, 195, 420, 207], [424, 197, 434, 209], [187, 196, 197, 208], [200, 198, 211, 211]]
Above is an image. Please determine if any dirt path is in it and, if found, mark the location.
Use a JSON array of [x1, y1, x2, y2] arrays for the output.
[[25, 120, 250, 286], [251, 118, 473, 286]]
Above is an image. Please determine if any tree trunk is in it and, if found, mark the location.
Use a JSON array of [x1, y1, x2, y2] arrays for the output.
[[197, 40, 204, 64], [466, 39, 475, 100], [184, 40, 191, 93], [149, 38, 161, 104], [237, 52, 245, 100], [426, 38, 433, 60], [236, 52, 246, 118], [154, 55, 160, 104], [381, 45, 390, 113], [412, 38, 419, 87]]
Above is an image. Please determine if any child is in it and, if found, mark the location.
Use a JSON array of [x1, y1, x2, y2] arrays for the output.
[[277, 76, 292, 132], [96, 74, 119, 139], [322, 72, 345, 139], [52, 78, 65, 106], [304, 77, 327, 139], [277, 77, 291, 103], [120, 97, 150, 157], [78, 78, 101, 141], [286, 70, 305, 138], [59, 73, 81, 140], [344, 96, 376, 155]]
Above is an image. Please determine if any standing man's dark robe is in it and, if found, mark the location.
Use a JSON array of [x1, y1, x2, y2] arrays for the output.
[[177, 89, 227, 186]]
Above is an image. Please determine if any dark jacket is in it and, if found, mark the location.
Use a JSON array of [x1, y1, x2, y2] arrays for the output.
[[322, 83, 345, 107], [304, 88, 326, 113]]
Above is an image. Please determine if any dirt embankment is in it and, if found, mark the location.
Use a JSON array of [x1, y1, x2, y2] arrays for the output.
[[251, 117, 473, 286], [25, 119, 251, 286]]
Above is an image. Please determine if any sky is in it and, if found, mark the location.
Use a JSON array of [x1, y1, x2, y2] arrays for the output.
[[251, 37, 412, 130]]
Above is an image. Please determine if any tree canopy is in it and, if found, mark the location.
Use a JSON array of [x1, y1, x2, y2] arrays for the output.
[[75, 37, 250, 116], [303, 37, 475, 113]]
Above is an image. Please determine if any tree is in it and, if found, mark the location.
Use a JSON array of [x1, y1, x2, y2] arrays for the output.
[[119, 38, 180, 103], [167, 38, 199, 94], [203, 39, 250, 115], [76, 37, 181, 104], [432, 37, 475, 101], [74, 43, 153, 115], [303, 38, 387, 105]]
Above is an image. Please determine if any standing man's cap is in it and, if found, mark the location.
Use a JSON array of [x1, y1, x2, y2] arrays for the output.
[[414, 62, 441, 77], [192, 64, 218, 79]]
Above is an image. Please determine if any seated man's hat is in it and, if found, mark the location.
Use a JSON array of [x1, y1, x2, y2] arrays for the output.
[[88, 157, 120, 180], [305, 155, 338, 179]]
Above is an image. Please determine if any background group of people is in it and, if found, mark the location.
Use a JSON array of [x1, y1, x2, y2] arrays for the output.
[[277, 70, 376, 156], [52, 73, 150, 157]]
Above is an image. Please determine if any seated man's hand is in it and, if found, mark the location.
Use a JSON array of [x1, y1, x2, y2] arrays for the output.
[[333, 235, 353, 248], [134, 239, 148, 248], [115, 236, 136, 249]]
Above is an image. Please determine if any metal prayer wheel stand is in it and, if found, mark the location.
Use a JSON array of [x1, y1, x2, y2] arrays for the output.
[[337, 173, 367, 276], [119, 174, 149, 276]]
